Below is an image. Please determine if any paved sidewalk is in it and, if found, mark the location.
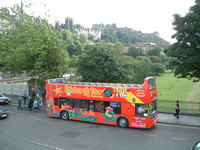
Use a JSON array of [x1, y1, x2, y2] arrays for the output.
[[3, 94, 200, 127], [158, 113, 200, 127]]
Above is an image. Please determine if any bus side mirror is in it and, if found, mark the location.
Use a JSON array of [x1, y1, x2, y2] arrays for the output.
[[192, 141, 200, 150]]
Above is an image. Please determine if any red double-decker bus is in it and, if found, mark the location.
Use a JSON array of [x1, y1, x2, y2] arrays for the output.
[[46, 77, 158, 129]]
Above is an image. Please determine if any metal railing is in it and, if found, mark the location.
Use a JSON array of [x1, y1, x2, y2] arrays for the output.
[[158, 100, 200, 115]]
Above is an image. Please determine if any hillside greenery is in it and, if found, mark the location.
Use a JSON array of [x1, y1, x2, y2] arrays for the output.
[[96, 28, 170, 47]]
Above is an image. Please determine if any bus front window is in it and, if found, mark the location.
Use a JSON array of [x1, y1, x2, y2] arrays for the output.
[[136, 104, 148, 117], [149, 100, 157, 118]]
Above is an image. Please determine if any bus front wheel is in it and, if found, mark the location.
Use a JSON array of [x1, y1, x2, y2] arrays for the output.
[[61, 111, 69, 120], [117, 117, 128, 128]]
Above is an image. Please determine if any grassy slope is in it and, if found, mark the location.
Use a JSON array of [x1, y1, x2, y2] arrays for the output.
[[155, 71, 200, 113], [155, 70, 199, 102]]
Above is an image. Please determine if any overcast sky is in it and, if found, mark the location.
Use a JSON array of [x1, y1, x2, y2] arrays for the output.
[[0, 0, 195, 43]]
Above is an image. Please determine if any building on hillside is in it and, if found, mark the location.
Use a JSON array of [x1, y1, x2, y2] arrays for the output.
[[134, 42, 156, 54], [122, 45, 129, 53], [92, 23, 117, 29], [116, 27, 133, 32], [74, 28, 101, 40], [92, 23, 105, 29], [55, 18, 101, 40], [142, 31, 159, 38], [0, 1, 24, 34], [0, 7, 11, 33], [55, 17, 74, 32]]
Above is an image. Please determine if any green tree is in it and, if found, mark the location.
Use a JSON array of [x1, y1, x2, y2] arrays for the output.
[[60, 29, 91, 56], [147, 47, 162, 56], [60, 29, 77, 56], [164, 0, 200, 81], [74, 24, 82, 29], [101, 28, 118, 43], [0, 4, 69, 84], [116, 31, 131, 44], [160, 54, 168, 65], [134, 56, 152, 83], [77, 43, 135, 83], [151, 63, 165, 75], [126, 45, 143, 58], [149, 55, 162, 64], [68, 55, 79, 68]]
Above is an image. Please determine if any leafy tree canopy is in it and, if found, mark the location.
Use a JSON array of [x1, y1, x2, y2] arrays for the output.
[[149, 56, 162, 64], [60, 29, 93, 56], [147, 47, 162, 56], [77, 43, 152, 84], [151, 63, 165, 75], [0, 4, 69, 84], [134, 56, 152, 83], [77, 43, 136, 83], [126, 44, 143, 58], [164, 0, 200, 81]]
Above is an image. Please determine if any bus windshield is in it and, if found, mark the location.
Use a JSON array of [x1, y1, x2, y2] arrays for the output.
[[149, 100, 157, 118]]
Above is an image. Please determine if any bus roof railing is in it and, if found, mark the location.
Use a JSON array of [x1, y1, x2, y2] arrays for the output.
[[48, 78, 143, 88]]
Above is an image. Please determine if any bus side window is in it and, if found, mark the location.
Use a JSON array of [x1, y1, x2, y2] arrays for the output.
[[89, 100, 94, 111], [110, 102, 121, 114], [59, 98, 66, 108], [59, 98, 73, 109], [104, 101, 121, 114], [81, 100, 89, 111], [65, 98, 73, 109], [95, 101, 104, 112], [74, 99, 79, 108], [74, 99, 89, 111], [104, 101, 110, 112], [54, 98, 59, 106]]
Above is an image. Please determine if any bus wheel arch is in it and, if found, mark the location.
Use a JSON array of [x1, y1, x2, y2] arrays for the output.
[[60, 110, 69, 120], [117, 117, 129, 128]]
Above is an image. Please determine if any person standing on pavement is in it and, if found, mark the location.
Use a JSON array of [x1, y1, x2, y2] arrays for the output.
[[18, 96, 23, 110], [28, 96, 34, 111], [174, 100, 180, 118], [22, 91, 27, 105]]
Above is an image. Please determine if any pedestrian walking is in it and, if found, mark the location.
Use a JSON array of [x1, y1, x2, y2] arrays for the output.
[[174, 100, 180, 118], [18, 96, 23, 110], [28, 96, 34, 111], [22, 91, 27, 105]]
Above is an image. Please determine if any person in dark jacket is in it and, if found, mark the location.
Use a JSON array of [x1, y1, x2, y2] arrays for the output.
[[28, 96, 34, 111], [174, 100, 180, 118]]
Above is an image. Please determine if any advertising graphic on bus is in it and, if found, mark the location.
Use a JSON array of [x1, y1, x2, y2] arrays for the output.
[[46, 77, 158, 129]]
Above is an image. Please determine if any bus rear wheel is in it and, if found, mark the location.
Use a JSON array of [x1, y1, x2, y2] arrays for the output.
[[61, 111, 69, 120], [117, 117, 128, 128]]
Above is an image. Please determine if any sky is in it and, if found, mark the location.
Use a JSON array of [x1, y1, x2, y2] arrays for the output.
[[0, 0, 195, 43]]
